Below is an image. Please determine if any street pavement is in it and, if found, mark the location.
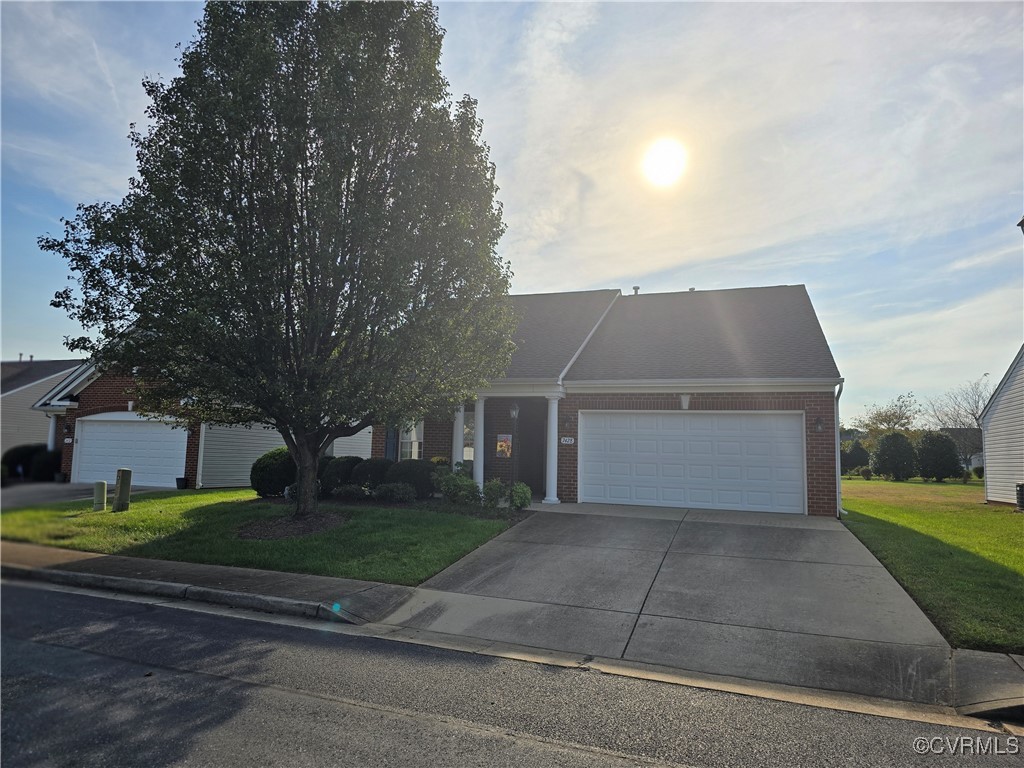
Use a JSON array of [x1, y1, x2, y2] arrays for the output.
[[3, 581, 1018, 768]]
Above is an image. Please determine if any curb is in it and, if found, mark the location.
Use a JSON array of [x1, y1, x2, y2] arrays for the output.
[[0, 564, 362, 625]]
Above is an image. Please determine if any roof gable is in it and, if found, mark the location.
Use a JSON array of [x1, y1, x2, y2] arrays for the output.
[[501, 290, 619, 380], [564, 285, 841, 382], [980, 343, 1024, 422]]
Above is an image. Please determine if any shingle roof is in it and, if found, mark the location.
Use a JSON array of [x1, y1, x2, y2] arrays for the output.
[[564, 285, 840, 381], [1, 359, 82, 395], [502, 290, 619, 379]]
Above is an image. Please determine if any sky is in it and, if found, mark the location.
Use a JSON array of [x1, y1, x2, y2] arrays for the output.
[[2, 1, 1022, 423]]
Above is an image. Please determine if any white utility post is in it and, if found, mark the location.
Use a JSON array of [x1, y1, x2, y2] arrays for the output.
[[451, 405, 465, 467]]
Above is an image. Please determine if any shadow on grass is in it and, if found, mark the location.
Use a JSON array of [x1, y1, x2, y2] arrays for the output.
[[844, 511, 1024, 654]]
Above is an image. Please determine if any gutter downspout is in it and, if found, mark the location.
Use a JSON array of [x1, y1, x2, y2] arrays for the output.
[[835, 380, 844, 518]]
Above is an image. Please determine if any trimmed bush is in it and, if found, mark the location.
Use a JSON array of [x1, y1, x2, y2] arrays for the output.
[[859, 467, 873, 480], [916, 431, 962, 482], [437, 472, 481, 506], [350, 457, 394, 489], [385, 459, 436, 499], [372, 482, 416, 503], [973, 466, 984, 479], [29, 450, 63, 482], [250, 447, 296, 498], [453, 459, 473, 478], [321, 456, 364, 496], [482, 478, 506, 510], [509, 482, 532, 512], [334, 484, 367, 501], [2, 443, 46, 479], [870, 432, 916, 481], [840, 440, 870, 473]]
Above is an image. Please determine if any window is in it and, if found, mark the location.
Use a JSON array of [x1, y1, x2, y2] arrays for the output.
[[400, 422, 423, 460]]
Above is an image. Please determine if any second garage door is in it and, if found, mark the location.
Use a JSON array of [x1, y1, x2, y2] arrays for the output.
[[578, 411, 805, 514], [72, 414, 187, 488]]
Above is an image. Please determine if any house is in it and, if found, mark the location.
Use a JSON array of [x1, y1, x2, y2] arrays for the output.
[[1, 357, 82, 456], [373, 285, 844, 516], [979, 343, 1024, 505], [31, 363, 372, 488]]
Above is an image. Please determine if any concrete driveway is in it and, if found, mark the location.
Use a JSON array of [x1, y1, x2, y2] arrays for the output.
[[381, 505, 952, 705]]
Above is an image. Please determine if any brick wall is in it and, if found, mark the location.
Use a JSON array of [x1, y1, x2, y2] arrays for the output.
[[58, 374, 200, 487]]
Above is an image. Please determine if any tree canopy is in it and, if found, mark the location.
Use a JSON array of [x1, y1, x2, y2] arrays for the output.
[[41, 1, 514, 515], [923, 375, 992, 468]]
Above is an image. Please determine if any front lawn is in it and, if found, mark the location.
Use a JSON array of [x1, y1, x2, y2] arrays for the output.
[[842, 477, 1024, 654], [0, 489, 510, 586]]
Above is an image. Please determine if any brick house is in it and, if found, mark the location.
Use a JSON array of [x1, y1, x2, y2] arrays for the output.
[[373, 285, 844, 516], [31, 365, 371, 489]]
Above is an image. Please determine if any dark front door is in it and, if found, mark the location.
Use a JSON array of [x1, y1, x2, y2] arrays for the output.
[[516, 400, 547, 497]]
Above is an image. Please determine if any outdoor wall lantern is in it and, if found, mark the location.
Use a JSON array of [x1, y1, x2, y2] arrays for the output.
[[813, 417, 824, 433], [509, 403, 520, 422]]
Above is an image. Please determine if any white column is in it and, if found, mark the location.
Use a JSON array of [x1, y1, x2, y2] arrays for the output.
[[451, 405, 465, 467], [543, 396, 560, 504], [473, 397, 486, 489], [46, 415, 58, 451]]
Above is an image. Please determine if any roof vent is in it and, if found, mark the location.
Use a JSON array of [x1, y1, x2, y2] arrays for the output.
[[688, 287, 695, 292], [632, 286, 640, 295]]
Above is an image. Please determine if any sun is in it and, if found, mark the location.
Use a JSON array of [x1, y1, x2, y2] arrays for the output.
[[642, 138, 688, 187]]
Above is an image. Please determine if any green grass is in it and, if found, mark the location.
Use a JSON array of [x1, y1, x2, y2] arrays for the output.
[[842, 477, 1024, 653], [0, 489, 510, 586]]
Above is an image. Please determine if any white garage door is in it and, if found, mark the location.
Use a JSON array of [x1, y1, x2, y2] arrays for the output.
[[579, 411, 805, 514], [73, 414, 187, 488]]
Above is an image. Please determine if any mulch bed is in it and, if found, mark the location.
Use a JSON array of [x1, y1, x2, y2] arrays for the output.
[[237, 512, 348, 540]]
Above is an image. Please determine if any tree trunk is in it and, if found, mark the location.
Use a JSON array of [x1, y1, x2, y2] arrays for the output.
[[292, 441, 320, 519]]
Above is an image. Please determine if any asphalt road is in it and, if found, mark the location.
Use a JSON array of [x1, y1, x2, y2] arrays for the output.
[[1, 582, 1017, 768]]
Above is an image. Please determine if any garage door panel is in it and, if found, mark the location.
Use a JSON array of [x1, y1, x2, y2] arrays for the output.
[[75, 417, 186, 487], [579, 411, 805, 514]]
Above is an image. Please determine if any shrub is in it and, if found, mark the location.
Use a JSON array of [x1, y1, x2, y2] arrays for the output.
[[350, 457, 394, 489], [973, 466, 984, 479], [321, 456, 364, 496], [870, 432, 916, 481], [334, 483, 367, 501], [916, 431, 962, 482], [372, 482, 416, 503], [436, 472, 481, 506], [2, 443, 46, 479], [250, 447, 297, 497], [453, 460, 473, 478], [859, 467, 873, 480], [482, 478, 506, 510], [385, 459, 436, 499], [29, 450, 64, 482], [509, 482, 532, 512], [840, 440, 870, 473], [430, 456, 449, 467]]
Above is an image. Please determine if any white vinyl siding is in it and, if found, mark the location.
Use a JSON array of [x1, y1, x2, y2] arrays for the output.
[[981, 353, 1023, 504], [330, 428, 373, 460], [579, 411, 805, 514], [72, 414, 186, 487], [199, 424, 287, 488], [198, 425, 374, 488], [1, 370, 77, 454]]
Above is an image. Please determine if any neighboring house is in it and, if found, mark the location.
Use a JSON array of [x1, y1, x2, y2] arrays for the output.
[[938, 427, 984, 470], [979, 344, 1024, 505], [1, 358, 82, 456], [32, 364, 371, 488], [372, 285, 844, 517]]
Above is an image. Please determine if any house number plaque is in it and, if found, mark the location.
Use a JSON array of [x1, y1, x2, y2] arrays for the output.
[[560, 437, 575, 445]]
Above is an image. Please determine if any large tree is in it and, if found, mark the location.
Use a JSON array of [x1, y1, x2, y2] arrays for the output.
[[41, 2, 514, 516], [922, 374, 993, 468], [851, 392, 922, 452]]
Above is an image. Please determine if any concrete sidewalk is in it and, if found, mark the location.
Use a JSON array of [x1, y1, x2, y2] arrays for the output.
[[2, 538, 1021, 721]]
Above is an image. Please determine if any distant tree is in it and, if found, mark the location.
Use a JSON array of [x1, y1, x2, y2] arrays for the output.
[[870, 432, 917, 481], [40, 2, 514, 517], [840, 439, 870, 472], [915, 431, 963, 482], [923, 375, 993, 468], [853, 392, 922, 452]]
